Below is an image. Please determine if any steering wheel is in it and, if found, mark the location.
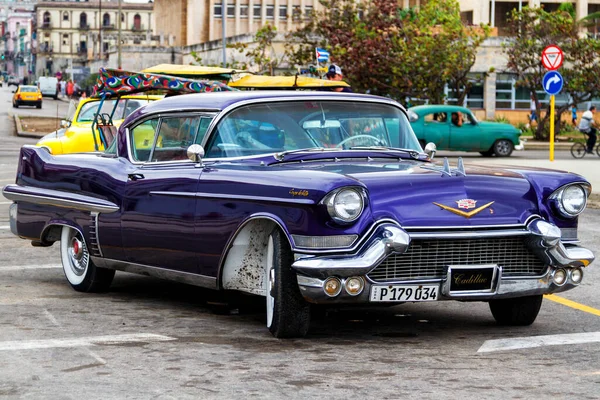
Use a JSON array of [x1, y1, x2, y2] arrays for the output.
[[336, 134, 384, 149]]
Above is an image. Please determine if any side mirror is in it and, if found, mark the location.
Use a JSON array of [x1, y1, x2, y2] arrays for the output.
[[187, 144, 205, 164], [60, 120, 70, 128], [424, 142, 437, 160]]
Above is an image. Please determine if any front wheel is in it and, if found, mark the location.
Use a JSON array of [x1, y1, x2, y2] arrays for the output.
[[571, 142, 587, 158], [489, 295, 543, 326], [265, 229, 310, 338], [493, 139, 514, 157], [60, 226, 114, 292]]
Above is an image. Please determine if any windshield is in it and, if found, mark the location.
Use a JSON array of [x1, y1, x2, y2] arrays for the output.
[[204, 100, 420, 158], [20, 86, 38, 92], [77, 98, 152, 123]]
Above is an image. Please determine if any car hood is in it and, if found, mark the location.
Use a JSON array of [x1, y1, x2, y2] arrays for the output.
[[271, 157, 583, 228]]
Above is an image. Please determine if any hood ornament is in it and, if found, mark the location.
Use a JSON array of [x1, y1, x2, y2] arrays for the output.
[[421, 157, 466, 177]]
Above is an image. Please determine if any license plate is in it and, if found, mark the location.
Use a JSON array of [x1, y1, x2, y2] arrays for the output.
[[370, 284, 439, 302]]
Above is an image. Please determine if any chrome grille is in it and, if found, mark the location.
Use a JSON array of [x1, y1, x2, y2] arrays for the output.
[[368, 236, 547, 283]]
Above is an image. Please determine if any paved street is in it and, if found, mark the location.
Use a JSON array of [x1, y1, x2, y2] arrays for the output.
[[1, 86, 600, 399]]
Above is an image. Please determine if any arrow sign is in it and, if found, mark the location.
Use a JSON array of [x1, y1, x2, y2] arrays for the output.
[[543, 70, 563, 95], [541, 45, 563, 70]]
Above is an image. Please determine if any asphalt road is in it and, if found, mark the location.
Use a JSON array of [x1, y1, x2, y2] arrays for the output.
[[1, 87, 599, 399]]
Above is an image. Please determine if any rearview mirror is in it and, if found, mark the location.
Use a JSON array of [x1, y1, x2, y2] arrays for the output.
[[302, 120, 341, 129], [424, 142, 437, 160], [187, 144, 205, 164]]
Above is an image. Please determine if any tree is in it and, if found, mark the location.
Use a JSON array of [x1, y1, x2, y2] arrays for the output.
[[503, 7, 600, 140], [228, 24, 281, 75], [284, 0, 488, 103]]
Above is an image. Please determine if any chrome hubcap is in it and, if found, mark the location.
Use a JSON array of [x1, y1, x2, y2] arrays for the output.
[[68, 233, 88, 276]]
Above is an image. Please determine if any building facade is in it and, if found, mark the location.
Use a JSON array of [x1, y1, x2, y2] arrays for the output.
[[0, 0, 36, 79], [34, 0, 155, 77]]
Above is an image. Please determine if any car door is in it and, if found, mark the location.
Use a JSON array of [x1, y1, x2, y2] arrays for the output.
[[448, 111, 482, 151], [422, 111, 450, 149], [120, 115, 207, 273]]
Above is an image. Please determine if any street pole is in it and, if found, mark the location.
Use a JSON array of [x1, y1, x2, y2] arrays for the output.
[[117, 0, 122, 68], [222, 0, 226, 67], [550, 95, 555, 161], [99, 0, 102, 60]]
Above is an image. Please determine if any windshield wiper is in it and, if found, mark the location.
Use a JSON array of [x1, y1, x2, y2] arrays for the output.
[[347, 146, 421, 159], [274, 147, 336, 161]]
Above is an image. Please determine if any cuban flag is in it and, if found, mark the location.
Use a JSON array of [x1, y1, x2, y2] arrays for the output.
[[316, 48, 330, 63]]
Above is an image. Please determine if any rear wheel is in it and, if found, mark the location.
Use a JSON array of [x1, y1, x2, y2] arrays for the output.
[[13, 102, 18, 108], [489, 295, 543, 326], [60, 226, 114, 292], [493, 139, 514, 157], [265, 228, 310, 338], [571, 142, 587, 158], [36, 102, 42, 109]]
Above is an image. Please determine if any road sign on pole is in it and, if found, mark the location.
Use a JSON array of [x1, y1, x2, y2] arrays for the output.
[[541, 45, 563, 71], [543, 70, 563, 96]]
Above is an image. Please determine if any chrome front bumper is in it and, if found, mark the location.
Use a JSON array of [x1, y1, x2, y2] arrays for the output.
[[292, 219, 594, 304]]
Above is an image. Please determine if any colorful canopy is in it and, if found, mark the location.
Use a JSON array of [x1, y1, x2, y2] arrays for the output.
[[92, 68, 235, 99], [228, 74, 350, 89]]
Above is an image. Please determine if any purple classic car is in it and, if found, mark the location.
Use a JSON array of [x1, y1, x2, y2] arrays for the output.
[[3, 91, 594, 338]]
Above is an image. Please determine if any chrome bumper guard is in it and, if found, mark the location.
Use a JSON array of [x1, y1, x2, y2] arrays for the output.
[[293, 219, 594, 303]]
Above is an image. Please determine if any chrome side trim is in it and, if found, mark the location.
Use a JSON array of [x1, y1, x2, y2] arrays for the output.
[[90, 212, 103, 257], [409, 229, 531, 239], [150, 191, 315, 205], [2, 184, 119, 214], [91, 257, 217, 289]]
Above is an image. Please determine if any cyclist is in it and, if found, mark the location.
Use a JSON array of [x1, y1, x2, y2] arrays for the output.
[[578, 105, 598, 154]]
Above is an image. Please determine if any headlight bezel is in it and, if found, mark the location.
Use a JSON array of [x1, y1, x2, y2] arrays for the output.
[[549, 183, 590, 218], [321, 186, 366, 225]]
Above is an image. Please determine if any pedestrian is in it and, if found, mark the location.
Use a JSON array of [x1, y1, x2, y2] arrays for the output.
[[529, 94, 538, 126], [66, 79, 74, 98], [571, 104, 578, 126], [577, 105, 597, 154], [324, 64, 353, 92], [60, 80, 66, 97]]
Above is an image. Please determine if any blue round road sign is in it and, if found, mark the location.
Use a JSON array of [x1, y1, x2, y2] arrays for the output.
[[543, 70, 563, 95]]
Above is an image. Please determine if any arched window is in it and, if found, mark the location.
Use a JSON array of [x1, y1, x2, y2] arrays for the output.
[[121, 12, 124, 23], [43, 11, 51, 26], [63, 12, 69, 21], [103, 12, 111, 27], [133, 14, 141, 30], [80, 12, 87, 28]]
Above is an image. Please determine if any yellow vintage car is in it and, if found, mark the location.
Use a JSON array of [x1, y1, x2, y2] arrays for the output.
[[37, 95, 163, 154]]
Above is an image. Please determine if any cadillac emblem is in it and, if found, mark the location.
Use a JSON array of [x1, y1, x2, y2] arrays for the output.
[[456, 199, 476, 209], [433, 199, 495, 218]]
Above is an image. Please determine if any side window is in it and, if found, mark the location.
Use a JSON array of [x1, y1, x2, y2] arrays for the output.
[[153, 116, 202, 162], [130, 118, 159, 162], [424, 112, 447, 123], [195, 117, 214, 144]]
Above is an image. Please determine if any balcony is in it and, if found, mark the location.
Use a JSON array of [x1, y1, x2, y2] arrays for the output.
[[79, 23, 90, 30], [38, 43, 53, 54], [103, 24, 115, 30], [40, 22, 51, 29], [131, 24, 145, 32]]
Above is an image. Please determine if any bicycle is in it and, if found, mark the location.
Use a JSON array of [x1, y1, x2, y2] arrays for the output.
[[570, 130, 600, 158]]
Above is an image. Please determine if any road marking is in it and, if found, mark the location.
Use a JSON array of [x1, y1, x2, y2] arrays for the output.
[[478, 331, 600, 353], [545, 294, 600, 317], [0, 333, 176, 351], [0, 264, 61, 271], [0, 226, 10, 230]]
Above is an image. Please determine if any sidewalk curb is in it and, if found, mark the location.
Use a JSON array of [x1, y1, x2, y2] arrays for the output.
[[13, 115, 48, 139]]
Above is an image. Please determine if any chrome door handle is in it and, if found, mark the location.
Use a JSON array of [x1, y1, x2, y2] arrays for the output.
[[128, 173, 145, 181]]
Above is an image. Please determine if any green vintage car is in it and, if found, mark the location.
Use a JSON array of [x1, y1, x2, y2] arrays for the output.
[[408, 105, 523, 156]]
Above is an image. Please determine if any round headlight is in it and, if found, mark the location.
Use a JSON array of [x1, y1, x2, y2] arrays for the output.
[[329, 188, 364, 223], [561, 185, 587, 216]]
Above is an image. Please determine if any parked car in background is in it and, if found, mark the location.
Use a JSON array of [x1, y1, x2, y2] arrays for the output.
[[4, 91, 594, 338], [12, 85, 42, 108], [38, 76, 59, 99], [408, 105, 523, 156], [8, 76, 20, 87], [36, 95, 163, 154]]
